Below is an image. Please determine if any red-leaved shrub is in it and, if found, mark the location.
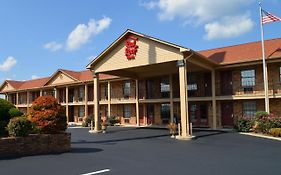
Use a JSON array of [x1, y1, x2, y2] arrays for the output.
[[29, 96, 67, 134]]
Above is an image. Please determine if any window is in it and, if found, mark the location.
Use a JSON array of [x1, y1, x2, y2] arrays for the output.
[[160, 77, 170, 98], [187, 73, 197, 91], [241, 69, 255, 87], [279, 67, 281, 82], [123, 81, 131, 98], [243, 101, 256, 117], [124, 105, 131, 119], [79, 86, 84, 101], [105, 84, 108, 99], [190, 104, 197, 122], [187, 84, 198, 91], [161, 103, 170, 124], [78, 106, 85, 117]]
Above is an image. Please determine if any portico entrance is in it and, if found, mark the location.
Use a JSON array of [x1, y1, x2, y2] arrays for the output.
[[86, 29, 217, 139]]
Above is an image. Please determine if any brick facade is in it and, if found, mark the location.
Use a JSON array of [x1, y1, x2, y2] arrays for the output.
[[0, 133, 71, 158]]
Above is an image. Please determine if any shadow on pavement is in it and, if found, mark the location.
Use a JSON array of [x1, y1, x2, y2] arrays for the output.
[[71, 147, 103, 154], [194, 130, 228, 139], [72, 134, 169, 144]]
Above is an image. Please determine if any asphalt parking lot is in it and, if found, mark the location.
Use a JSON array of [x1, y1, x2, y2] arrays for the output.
[[0, 127, 281, 175]]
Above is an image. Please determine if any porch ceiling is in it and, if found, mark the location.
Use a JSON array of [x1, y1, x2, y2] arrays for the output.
[[97, 60, 209, 79]]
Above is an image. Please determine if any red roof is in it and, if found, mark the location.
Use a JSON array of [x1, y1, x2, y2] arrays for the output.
[[199, 38, 281, 65], [2, 38, 281, 92], [1, 70, 117, 92]]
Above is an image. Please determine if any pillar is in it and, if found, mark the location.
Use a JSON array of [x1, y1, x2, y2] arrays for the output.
[[16, 92, 19, 106], [143, 104, 147, 125], [169, 74, 174, 123], [107, 81, 111, 117], [66, 86, 69, 123], [212, 70, 217, 129], [85, 84, 88, 119], [178, 60, 191, 138], [136, 79, 140, 126], [54, 88, 57, 99], [27, 91, 30, 113], [40, 90, 43, 96], [94, 74, 101, 132]]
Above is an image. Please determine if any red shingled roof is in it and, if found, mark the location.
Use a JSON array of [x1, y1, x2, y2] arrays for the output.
[[199, 38, 281, 65], [1, 70, 117, 92], [2, 38, 281, 92]]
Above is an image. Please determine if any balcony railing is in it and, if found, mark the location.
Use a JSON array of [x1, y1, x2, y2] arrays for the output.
[[217, 81, 281, 96]]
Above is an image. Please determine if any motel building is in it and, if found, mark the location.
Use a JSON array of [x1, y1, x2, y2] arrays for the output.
[[1, 29, 281, 139]]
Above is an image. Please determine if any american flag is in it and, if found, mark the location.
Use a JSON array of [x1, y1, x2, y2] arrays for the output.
[[262, 9, 281, 24]]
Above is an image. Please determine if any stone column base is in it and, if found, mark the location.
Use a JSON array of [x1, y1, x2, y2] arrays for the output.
[[175, 135, 195, 141], [89, 129, 102, 133]]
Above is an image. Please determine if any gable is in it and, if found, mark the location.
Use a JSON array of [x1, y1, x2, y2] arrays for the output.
[[93, 34, 183, 73], [46, 72, 76, 85], [0, 82, 15, 92]]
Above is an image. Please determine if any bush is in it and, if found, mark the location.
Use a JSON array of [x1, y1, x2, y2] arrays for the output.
[[82, 116, 92, 127], [0, 99, 15, 137], [255, 111, 269, 118], [269, 128, 281, 137], [253, 114, 281, 134], [9, 108, 23, 118], [0, 121, 8, 137], [7, 116, 32, 137], [28, 96, 67, 134], [0, 99, 15, 122], [108, 116, 120, 126], [236, 117, 253, 132]]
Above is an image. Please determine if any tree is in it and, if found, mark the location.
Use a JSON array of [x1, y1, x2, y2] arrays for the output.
[[28, 96, 67, 134]]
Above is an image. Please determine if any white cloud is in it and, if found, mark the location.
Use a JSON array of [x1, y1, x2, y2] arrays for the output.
[[31, 75, 39, 79], [144, 0, 253, 23], [87, 55, 97, 60], [66, 17, 112, 51], [204, 14, 254, 40], [43, 41, 63, 52], [140, 1, 158, 9], [142, 0, 255, 39], [0, 56, 17, 72]]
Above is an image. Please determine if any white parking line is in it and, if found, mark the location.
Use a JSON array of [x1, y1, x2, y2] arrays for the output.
[[80, 169, 111, 175]]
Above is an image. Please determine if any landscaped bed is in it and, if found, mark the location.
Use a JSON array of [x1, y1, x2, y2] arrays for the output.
[[236, 111, 281, 138], [0, 133, 70, 157], [0, 96, 70, 158]]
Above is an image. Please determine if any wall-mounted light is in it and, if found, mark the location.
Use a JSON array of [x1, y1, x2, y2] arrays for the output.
[[177, 60, 185, 67]]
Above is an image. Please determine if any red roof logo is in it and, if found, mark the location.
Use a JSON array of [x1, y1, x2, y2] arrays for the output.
[[125, 36, 138, 60]]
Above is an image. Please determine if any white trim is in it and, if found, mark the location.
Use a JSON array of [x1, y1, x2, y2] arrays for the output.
[[80, 169, 110, 175], [240, 132, 281, 141]]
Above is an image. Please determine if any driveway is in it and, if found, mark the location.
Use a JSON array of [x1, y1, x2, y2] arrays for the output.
[[0, 127, 280, 175]]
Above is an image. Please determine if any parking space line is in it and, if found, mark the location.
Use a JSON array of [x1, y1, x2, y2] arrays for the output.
[[80, 169, 110, 175]]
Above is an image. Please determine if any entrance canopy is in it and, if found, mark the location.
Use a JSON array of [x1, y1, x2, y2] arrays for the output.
[[86, 29, 218, 138], [87, 29, 217, 78]]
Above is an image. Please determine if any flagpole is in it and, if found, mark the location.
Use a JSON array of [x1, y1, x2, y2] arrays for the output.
[[259, 1, 270, 113]]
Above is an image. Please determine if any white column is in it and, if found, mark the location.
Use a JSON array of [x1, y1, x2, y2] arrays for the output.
[[94, 74, 101, 132], [169, 74, 174, 123], [54, 88, 58, 99], [212, 70, 217, 129], [66, 86, 69, 123], [27, 91, 30, 113], [85, 84, 88, 119], [40, 90, 43, 96], [136, 79, 140, 126], [16, 92, 19, 106], [107, 81, 111, 118], [178, 60, 191, 139]]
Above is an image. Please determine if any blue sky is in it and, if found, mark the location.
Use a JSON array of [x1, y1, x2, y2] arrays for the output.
[[0, 0, 281, 83]]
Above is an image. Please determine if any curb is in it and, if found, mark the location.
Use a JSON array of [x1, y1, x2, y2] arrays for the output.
[[239, 132, 281, 141]]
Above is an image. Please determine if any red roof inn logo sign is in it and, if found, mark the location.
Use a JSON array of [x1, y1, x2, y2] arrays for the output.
[[125, 36, 138, 60]]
